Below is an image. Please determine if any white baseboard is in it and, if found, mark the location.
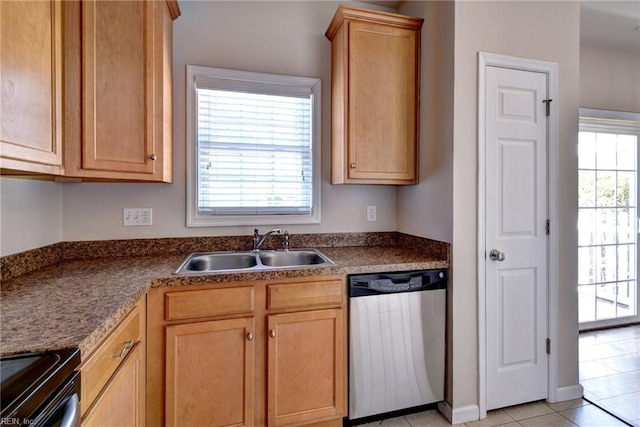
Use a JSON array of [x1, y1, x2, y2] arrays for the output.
[[438, 401, 480, 424], [554, 384, 584, 402]]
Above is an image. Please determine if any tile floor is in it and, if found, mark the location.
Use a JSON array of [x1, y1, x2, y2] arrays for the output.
[[356, 399, 629, 426], [579, 324, 640, 427]]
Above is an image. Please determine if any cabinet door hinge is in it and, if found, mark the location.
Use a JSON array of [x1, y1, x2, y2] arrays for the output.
[[546, 219, 550, 235], [546, 338, 551, 355], [543, 99, 552, 117]]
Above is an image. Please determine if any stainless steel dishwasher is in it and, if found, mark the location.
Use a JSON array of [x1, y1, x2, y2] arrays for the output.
[[348, 269, 447, 422]]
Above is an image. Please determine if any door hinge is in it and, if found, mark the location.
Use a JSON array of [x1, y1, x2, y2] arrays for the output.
[[543, 99, 552, 117], [546, 219, 550, 235], [546, 338, 551, 355]]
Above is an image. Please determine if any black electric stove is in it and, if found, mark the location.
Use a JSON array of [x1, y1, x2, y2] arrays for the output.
[[1, 348, 80, 426]]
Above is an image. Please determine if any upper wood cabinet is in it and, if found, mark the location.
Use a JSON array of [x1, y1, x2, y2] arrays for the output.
[[63, 0, 178, 182], [0, 0, 180, 182], [0, 0, 64, 175], [325, 6, 423, 185]]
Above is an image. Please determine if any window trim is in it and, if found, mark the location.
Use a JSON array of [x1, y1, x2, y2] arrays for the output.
[[186, 65, 322, 227]]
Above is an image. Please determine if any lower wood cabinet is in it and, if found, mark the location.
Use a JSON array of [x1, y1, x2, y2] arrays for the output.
[[80, 298, 146, 426], [268, 309, 344, 426], [165, 318, 254, 427], [147, 276, 346, 427], [82, 343, 144, 427]]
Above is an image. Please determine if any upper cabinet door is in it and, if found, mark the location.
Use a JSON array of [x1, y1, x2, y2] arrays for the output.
[[0, 0, 63, 175], [348, 21, 418, 183], [81, 0, 159, 178], [326, 6, 423, 185]]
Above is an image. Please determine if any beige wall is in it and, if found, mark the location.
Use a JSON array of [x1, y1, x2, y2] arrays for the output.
[[0, 178, 62, 255], [449, 0, 581, 413], [397, 1, 455, 244], [59, 1, 400, 244], [580, 44, 640, 112]]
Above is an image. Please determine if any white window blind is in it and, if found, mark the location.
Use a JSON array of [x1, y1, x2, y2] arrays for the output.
[[197, 89, 313, 215], [186, 66, 321, 226]]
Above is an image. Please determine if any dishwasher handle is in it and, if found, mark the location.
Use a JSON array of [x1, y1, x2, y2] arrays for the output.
[[349, 269, 447, 297]]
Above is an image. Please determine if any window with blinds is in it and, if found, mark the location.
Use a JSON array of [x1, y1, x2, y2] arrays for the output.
[[186, 66, 321, 227]]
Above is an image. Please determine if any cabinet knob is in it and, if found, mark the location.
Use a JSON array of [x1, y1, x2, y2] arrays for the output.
[[350, 163, 357, 169], [148, 154, 157, 161], [269, 330, 276, 338], [247, 332, 253, 341]]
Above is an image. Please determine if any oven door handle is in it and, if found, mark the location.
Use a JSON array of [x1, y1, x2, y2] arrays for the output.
[[60, 394, 80, 427]]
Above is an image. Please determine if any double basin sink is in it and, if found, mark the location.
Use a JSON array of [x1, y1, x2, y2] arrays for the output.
[[174, 249, 335, 274]]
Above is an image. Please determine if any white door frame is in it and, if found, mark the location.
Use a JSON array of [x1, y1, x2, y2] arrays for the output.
[[477, 52, 559, 418]]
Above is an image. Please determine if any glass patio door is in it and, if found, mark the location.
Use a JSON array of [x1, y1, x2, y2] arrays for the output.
[[578, 110, 640, 330]]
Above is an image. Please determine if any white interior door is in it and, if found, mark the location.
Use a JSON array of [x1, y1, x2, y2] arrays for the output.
[[485, 65, 549, 410]]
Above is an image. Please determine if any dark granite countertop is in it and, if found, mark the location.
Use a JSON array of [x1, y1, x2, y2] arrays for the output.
[[0, 235, 449, 357]]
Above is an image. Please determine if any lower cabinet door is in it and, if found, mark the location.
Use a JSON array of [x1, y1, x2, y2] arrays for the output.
[[165, 317, 255, 427], [267, 309, 345, 426], [82, 343, 144, 426]]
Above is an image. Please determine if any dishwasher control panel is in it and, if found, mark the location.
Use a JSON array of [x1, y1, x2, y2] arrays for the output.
[[349, 269, 447, 297]]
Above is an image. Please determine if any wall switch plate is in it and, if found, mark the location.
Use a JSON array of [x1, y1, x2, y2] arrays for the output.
[[367, 205, 377, 222], [123, 208, 152, 226]]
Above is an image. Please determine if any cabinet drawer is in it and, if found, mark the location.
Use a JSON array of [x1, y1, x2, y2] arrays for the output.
[[80, 305, 140, 415], [165, 286, 255, 321], [267, 278, 344, 311]]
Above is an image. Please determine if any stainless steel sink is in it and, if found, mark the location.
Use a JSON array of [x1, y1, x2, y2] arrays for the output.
[[179, 253, 258, 272], [173, 249, 334, 274], [259, 250, 327, 267]]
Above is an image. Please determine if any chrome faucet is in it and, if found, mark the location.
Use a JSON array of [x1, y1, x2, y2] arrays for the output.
[[253, 228, 281, 251]]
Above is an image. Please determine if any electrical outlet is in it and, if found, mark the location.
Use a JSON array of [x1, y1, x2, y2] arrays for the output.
[[123, 208, 152, 226], [367, 205, 377, 222]]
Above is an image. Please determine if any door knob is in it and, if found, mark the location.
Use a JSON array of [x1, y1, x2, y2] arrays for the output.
[[489, 250, 506, 262]]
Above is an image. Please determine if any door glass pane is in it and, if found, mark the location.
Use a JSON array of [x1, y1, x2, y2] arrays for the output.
[[578, 171, 595, 207], [578, 246, 595, 284], [617, 135, 636, 170], [578, 210, 595, 246], [579, 131, 596, 169], [596, 133, 617, 169], [596, 245, 617, 283], [578, 284, 596, 323], [596, 283, 617, 320], [617, 172, 634, 206], [595, 208, 616, 245], [596, 171, 616, 207], [617, 244, 635, 281], [616, 208, 634, 243]]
